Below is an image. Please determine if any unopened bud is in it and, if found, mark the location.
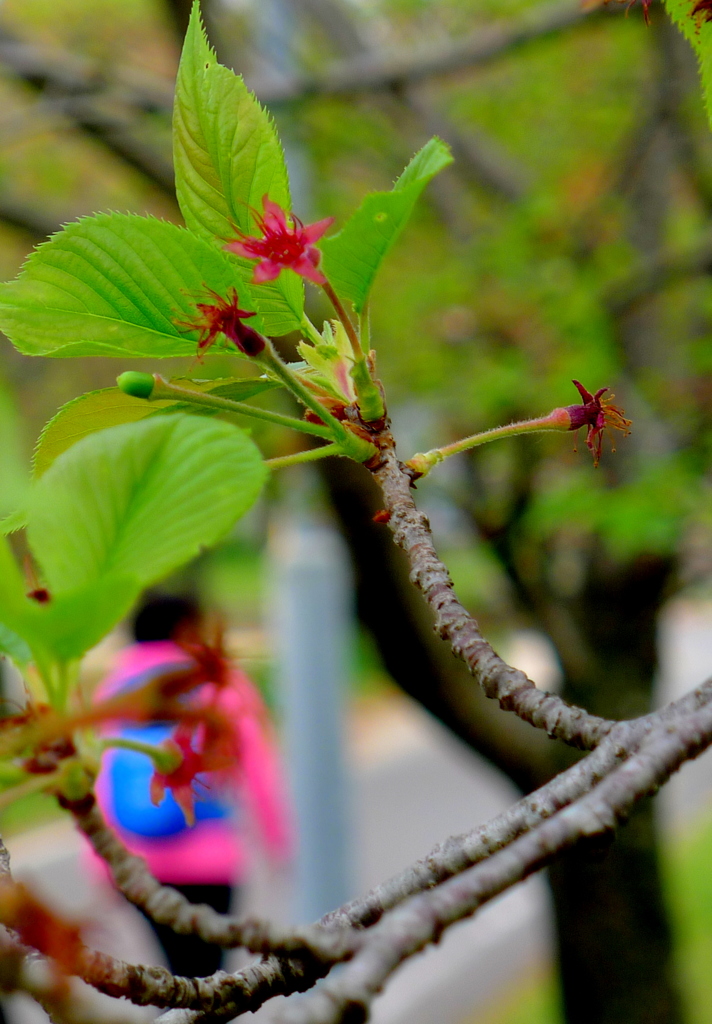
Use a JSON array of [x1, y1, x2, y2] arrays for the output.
[[405, 451, 440, 478], [117, 371, 155, 399], [58, 761, 94, 802]]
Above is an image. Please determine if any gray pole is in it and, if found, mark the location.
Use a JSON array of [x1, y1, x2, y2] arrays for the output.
[[270, 518, 352, 923], [249, 0, 351, 923]]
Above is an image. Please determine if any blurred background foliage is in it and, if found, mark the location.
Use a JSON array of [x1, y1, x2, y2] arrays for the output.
[[0, 0, 710, 581], [0, 0, 711, 1021], [0, 0, 708, 569]]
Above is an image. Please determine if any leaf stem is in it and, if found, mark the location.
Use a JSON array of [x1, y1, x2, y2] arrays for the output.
[[266, 443, 343, 470], [0, 767, 65, 812], [322, 281, 363, 360], [406, 411, 571, 477], [150, 377, 334, 439], [55, 661, 80, 712], [359, 305, 370, 351]]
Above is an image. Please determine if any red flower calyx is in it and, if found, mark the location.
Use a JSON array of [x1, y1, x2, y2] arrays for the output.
[[175, 287, 265, 359], [150, 724, 206, 826], [175, 627, 232, 691], [692, 0, 712, 23], [150, 716, 237, 827], [561, 379, 632, 467], [225, 196, 334, 285]]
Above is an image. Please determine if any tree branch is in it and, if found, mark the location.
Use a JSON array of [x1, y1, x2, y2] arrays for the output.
[[369, 434, 613, 748], [73, 739, 626, 1015], [0, 27, 174, 196], [147, 675, 712, 1024], [0, 1, 618, 210], [605, 229, 712, 316], [397, 83, 528, 200], [253, 0, 622, 102], [77, 948, 251, 1011], [0, 931, 136, 1024], [0, 197, 62, 239], [287, 0, 528, 204], [0, 27, 173, 114], [322, 456, 554, 795], [73, 804, 354, 963], [325, 669, 712, 928], [271, 691, 712, 1024]]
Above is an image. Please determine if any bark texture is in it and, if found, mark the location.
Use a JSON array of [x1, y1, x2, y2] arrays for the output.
[[323, 456, 553, 791], [548, 553, 682, 1024]]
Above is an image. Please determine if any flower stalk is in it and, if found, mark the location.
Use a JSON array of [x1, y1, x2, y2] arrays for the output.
[[100, 736, 181, 774], [321, 281, 363, 360], [266, 443, 343, 471], [316, 295, 385, 423], [406, 381, 632, 478], [406, 410, 573, 478], [217, 191, 384, 427]]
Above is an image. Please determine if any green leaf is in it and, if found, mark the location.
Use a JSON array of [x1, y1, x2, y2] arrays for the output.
[[27, 414, 268, 593], [0, 213, 257, 358], [34, 376, 278, 476], [0, 537, 46, 669], [320, 138, 453, 314], [174, 2, 303, 335], [663, 0, 712, 129], [35, 389, 165, 477], [0, 536, 28, 615], [0, 529, 135, 674], [0, 623, 31, 667], [0, 509, 27, 536], [0, 380, 28, 519], [35, 577, 138, 663]]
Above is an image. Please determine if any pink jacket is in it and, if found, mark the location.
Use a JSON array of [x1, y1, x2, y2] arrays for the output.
[[90, 641, 292, 885]]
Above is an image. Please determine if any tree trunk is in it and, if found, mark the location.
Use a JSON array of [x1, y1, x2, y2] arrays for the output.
[[549, 799, 681, 1024], [545, 552, 683, 1024]]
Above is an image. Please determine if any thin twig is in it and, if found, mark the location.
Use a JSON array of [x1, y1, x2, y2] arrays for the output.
[[605, 228, 712, 315], [252, 0, 622, 102]]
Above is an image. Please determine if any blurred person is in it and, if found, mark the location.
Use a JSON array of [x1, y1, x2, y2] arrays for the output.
[[89, 594, 292, 978]]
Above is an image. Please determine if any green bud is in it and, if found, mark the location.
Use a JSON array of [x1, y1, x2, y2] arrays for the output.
[[117, 371, 155, 399], [350, 357, 385, 424], [405, 450, 440, 479], [59, 760, 94, 801]]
